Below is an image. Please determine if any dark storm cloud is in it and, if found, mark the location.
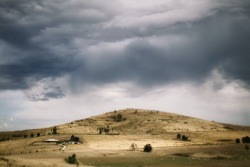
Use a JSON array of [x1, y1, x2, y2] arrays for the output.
[[72, 6, 250, 88], [0, 0, 250, 95], [0, 0, 109, 91], [0, 53, 77, 90]]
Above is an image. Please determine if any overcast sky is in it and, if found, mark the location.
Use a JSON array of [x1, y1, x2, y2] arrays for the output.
[[0, 0, 250, 131]]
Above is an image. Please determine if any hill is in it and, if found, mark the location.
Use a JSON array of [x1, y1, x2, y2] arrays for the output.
[[0, 108, 249, 140]]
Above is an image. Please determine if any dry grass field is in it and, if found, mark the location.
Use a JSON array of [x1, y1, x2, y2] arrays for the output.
[[0, 109, 250, 166]]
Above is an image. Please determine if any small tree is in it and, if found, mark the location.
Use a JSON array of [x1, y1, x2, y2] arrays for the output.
[[116, 113, 123, 122], [52, 126, 57, 135], [182, 135, 188, 141], [143, 144, 153, 152], [70, 135, 75, 141], [177, 133, 181, 139], [30, 133, 34, 138], [236, 138, 240, 144], [24, 134, 27, 138], [37, 133, 40, 137]]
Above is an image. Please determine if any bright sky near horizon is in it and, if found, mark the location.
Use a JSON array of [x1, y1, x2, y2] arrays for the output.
[[0, 0, 250, 131]]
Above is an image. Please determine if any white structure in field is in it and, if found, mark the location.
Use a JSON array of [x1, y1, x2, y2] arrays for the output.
[[45, 139, 59, 142]]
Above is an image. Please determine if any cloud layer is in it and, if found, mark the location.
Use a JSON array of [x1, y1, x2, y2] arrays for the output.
[[1, 0, 250, 93], [0, 0, 250, 130]]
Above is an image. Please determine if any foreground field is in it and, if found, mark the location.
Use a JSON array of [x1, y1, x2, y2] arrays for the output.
[[1, 134, 250, 167]]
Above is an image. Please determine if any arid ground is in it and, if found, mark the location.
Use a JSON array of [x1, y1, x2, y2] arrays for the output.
[[0, 109, 250, 167]]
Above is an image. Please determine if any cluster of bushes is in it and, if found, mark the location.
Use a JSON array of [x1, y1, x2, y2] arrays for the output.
[[235, 136, 250, 151], [70, 135, 80, 142], [235, 136, 250, 144], [177, 133, 188, 141]]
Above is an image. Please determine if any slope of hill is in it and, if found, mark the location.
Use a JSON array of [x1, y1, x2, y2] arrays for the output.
[[0, 108, 248, 140], [61, 108, 227, 135]]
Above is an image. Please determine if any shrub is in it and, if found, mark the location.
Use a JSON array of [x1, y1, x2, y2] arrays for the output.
[[52, 126, 58, 135], [182, 135, 188, 141], [30, 133, 34, 138], [37, 133, 40, 137], [112, 113, 126, 122], [177, 133, 181, 139], [116, 113, 123, 122], [70, 135, 75, 141], [235, 138, 240, 144], [70, 135, 80, 142], [66, 153, 77, 164], [143, 144, 153, 152], [242, 136, 250, 143]]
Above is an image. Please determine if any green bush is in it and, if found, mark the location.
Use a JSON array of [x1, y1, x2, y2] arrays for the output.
[[182, 135, 188, 141], [236, 138, 240, 144], [143, 144, 153, 152], [70, 135, 80, 142], [242, 136, 250, 143], [66, 153, 77, 164], [177, 133, 181, 139], [52, 126, 58, 135]]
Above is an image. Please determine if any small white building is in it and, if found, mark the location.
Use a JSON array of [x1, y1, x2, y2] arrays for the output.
[[45, 139, 59, 142]]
